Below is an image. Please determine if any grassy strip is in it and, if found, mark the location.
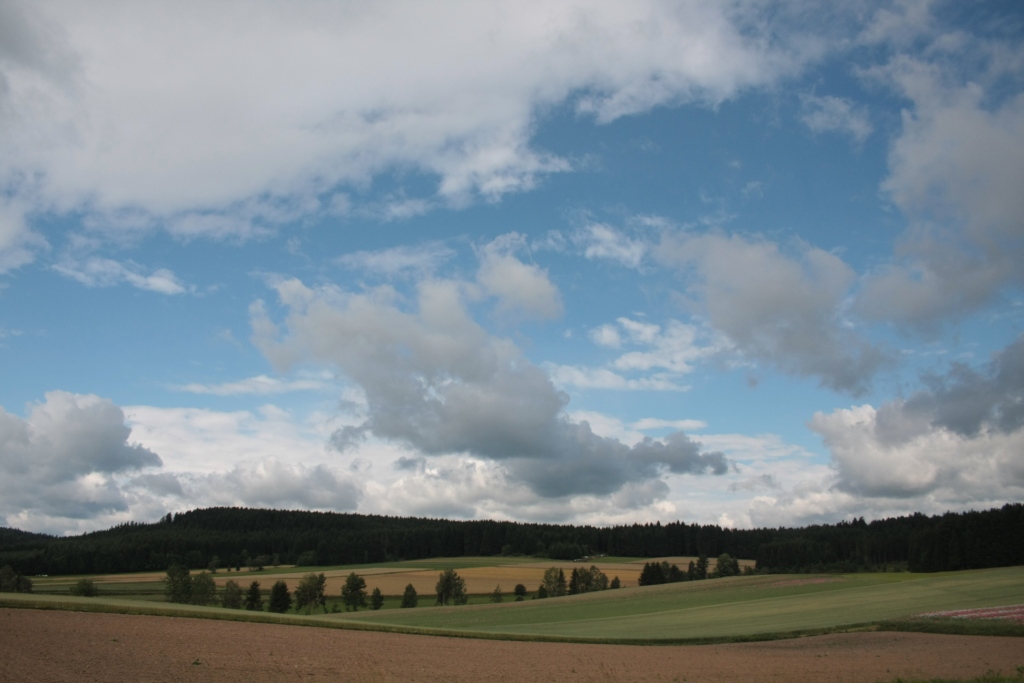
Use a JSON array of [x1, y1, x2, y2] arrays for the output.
[[879, 618, 1024, 638]]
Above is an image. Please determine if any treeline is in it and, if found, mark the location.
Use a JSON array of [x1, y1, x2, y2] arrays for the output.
[[0, 504, 1020, 576]]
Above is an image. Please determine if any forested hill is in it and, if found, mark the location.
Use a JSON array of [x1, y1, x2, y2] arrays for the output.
[[0, 528, 53, 546], [1, 504, 1021, 576]]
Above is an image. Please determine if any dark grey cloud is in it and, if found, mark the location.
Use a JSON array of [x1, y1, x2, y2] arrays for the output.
[[252, 278, 729, 499], [0, 391, 161, 521], [507, 423, 727, 498], [393, 456, 425, 471], [904, 335, 1024, 438], [630, 432, 728, 476]]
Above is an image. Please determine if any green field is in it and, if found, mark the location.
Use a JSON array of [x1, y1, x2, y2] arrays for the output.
[[338, 566, 1024, 641], [4, 563, 1022, 644]]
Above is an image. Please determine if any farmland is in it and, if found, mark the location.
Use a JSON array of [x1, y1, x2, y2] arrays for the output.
[[343, 565, 1024, 641], [8, 558, 1022, 643], [27, 555, 740, 605], [4, 559, 1023, 682], [3, 609, 1023, 683]]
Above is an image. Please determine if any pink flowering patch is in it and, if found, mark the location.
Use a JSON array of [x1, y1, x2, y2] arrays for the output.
[[916, 605, 1024, 622]]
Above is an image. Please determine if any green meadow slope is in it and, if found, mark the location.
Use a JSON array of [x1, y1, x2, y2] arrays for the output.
[[339, 566, 1024, 641]]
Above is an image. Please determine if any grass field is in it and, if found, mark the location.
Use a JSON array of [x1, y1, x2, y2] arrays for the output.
[[339, 566, 1024, 641], [9, 560, 1021, 644]]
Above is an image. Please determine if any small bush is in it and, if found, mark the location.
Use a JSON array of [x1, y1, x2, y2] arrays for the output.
[[69, 578, 99, 597]]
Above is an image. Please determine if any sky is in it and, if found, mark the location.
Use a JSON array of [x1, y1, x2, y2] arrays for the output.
[[1, 1, 1022, 536]]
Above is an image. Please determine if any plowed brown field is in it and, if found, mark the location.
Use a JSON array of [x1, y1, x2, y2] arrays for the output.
[[2, 608, 1021, 683]]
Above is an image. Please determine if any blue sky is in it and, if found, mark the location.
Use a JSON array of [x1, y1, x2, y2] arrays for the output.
[[1, 1, 1022, 535]]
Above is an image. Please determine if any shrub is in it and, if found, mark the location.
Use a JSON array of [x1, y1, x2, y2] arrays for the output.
[[370, 587, 384, 610], [513, 583, 527, 601], [490, 585, 503, 603], [69, 578, 99, 597]]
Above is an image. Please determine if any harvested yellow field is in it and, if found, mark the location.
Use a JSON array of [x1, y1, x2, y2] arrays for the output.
[[39, 556, 750, 596]]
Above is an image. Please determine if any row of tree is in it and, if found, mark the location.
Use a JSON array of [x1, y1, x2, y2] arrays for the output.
[[637, 553, 743, 585], [158, 566, 433, 613], [2, 504, 1020, 576], [156, 565, 621, 613]]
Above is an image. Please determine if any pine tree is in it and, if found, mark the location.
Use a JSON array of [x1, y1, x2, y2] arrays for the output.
[[638, 562, 666, 586], [696, 554, 709, 580], [400, 583, 418, 608], [568, 568, 580, 595], [268, 580, 291, 613], [244, 581, 263, 611]]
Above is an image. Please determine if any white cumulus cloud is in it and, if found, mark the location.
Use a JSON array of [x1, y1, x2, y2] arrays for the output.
[[0, 0, 816, 268]]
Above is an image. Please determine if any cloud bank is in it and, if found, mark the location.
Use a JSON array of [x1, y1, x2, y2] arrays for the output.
[[250, 275, 727, 499]]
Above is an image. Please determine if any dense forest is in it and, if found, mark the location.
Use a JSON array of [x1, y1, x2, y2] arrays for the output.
[[0, 504, 1020, 576]]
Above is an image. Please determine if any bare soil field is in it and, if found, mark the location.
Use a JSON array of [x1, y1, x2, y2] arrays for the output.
[[2, 608, 1021, 683]]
